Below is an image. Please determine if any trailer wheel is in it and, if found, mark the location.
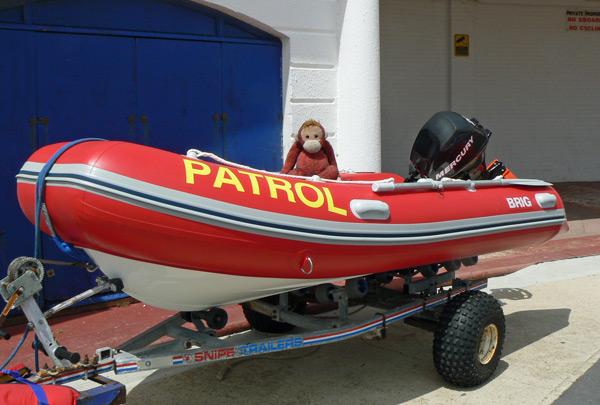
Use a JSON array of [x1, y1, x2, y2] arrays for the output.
[[433, 290, 505, 387], [243, 298, 307, 334], [205, 307, 229, 330]]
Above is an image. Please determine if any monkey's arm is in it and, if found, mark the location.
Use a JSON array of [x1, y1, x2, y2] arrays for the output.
[[319, 141, 339, 180], [281, 142, 302, 174]]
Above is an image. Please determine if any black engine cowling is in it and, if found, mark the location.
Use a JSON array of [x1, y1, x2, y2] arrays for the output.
[[408, 111, 492, 181]]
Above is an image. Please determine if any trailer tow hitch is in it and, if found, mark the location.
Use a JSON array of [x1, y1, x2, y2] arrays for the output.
[[0, 256, 123, 368]]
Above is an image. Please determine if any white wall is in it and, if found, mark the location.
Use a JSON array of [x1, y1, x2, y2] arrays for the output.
[[381, 0, 600, 181], [197, 0, 382, 172], [380, 0, 450, 177], [460, 1, 600, 181], [195, 0, 600, 181]]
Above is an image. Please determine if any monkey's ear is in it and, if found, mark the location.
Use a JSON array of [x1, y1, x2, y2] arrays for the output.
[[322, 130, 328, 140], [292, 131, 302, 142]]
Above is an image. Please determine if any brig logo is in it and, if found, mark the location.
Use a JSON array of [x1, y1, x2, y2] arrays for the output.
[[506, 197, 532, 209]]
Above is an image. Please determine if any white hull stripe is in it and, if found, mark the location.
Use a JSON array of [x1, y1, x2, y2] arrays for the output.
[[18, 163, 566, 246]]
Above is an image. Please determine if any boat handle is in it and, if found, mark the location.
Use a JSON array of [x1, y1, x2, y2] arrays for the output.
[[301, 257, 313, 275]]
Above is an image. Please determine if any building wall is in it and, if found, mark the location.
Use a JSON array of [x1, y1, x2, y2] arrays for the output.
[[381, 0, 600, 181], [198, 0, 382, 172], [380, 0, 450, 177], [463, 0, 600, 182], [197, 0, 600, 181], [198, 0, 338, 155]]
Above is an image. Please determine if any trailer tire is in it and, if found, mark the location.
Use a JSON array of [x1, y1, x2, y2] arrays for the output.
[[243, 298, 307, 334], [205, 307, 228, 330], [418, 264, 439, 278], [433, 290, 505, 387]]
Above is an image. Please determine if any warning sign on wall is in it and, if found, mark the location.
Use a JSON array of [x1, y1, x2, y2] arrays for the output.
[[566, 9, 600, 31], [454, 34, 469, 57]]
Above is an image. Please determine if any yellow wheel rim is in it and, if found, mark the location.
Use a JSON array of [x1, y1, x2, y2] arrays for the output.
[[478, 324, 499, 365]]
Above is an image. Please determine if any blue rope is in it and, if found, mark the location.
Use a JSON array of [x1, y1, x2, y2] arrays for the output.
[[34, 335, 39, 373], [34, 138, 105, 260], [31, 138, 104, 372], [1, 139, 105, 378], [0, 325, 30, 370]]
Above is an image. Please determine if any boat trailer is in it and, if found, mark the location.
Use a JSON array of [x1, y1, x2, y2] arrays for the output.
[[0, 257, 504, 404]]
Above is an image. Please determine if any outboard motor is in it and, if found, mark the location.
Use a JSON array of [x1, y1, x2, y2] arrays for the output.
[[408, 111, 492, 181]]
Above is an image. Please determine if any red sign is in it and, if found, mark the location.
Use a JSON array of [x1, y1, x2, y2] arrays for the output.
[[566, 9, 600, 32]]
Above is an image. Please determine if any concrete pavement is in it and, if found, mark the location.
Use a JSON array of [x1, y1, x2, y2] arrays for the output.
[[65, 255, 600, 404]]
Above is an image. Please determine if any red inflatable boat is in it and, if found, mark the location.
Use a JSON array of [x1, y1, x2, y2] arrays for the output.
[[15, 113, 567, 311]]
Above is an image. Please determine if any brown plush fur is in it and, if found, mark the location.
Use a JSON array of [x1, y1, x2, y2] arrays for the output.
[[281, 120, 339, 180]]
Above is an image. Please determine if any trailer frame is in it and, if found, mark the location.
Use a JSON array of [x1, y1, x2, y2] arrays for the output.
[[1, 257, 501, 404]]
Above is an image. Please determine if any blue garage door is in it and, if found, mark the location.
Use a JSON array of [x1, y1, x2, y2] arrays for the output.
[[0, 0, 282, 307], [136, 37, 223, 153]]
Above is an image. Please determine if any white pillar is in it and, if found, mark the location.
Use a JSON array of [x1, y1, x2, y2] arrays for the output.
[[337, 0, 381, 172]]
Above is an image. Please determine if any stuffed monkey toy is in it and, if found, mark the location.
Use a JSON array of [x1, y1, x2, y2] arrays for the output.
[[281, 120, 339, 180]]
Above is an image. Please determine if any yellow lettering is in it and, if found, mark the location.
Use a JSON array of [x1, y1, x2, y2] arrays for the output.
[[184, 159, 211, 184], [214, 167, 245, 192], [265, 176, 296, 203], [323, 187, 347, 216], [238, 171, 264, 195], [294, 183, 324, 208]]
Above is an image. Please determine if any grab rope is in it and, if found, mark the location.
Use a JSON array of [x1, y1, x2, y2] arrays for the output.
[[185, 149, 396, 185], [34, 138, 105, 261]]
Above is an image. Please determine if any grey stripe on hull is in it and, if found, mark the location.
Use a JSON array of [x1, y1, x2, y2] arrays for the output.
[[18, 162, 566, 246]]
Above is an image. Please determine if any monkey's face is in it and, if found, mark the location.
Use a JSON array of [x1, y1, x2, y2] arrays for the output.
[[300, 125, 324, 153]]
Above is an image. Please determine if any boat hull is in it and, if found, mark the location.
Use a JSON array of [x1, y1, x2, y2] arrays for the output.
[[16, 141, 567, 310]]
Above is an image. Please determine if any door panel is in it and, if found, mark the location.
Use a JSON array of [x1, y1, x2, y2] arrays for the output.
[[0, 9, 281, 306], [136, 38, 222, 155], [0, 29, 37, 271], [36, 32, 137, 145], [35, 32, 138, 301], [222, 43, 282, 171]]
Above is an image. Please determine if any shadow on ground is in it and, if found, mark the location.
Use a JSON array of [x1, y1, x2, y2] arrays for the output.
[[554, 182, 600, 221], [125, 307, 571, 405]]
